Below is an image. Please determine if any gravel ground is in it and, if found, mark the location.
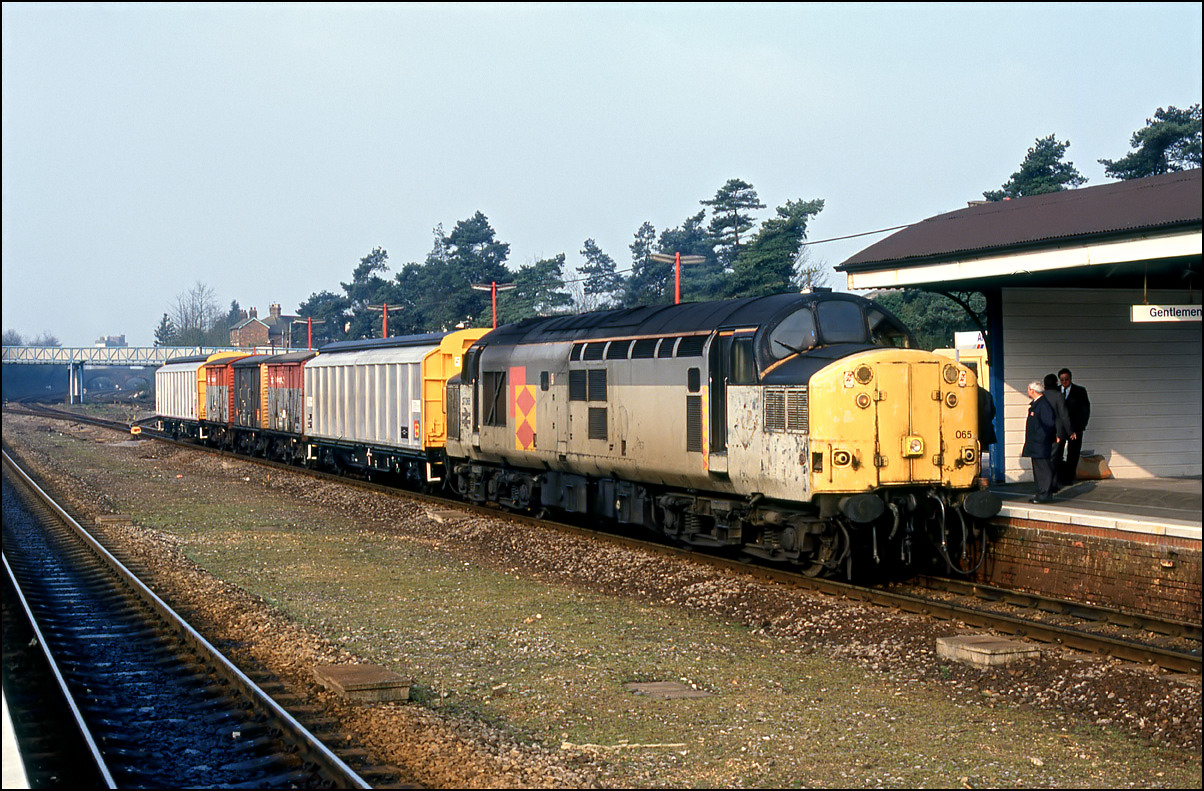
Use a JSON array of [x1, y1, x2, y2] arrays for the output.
[[2, 410, 1200, 788]]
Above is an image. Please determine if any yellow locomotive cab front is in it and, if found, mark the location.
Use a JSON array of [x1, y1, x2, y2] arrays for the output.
[[807, 349, 980, 496]]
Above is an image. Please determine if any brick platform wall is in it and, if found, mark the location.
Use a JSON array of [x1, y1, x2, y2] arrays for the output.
[[978, 521, 1202, 623]]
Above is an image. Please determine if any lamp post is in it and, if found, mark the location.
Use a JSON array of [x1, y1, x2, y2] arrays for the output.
[[366, 304, 404, 338], [289, 317, 326, 350], [649, 252, 707, 304], [470, 281, 516, 328]]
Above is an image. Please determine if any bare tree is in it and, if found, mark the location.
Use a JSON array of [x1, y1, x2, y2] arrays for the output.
[[171, 281, 223, 346], [793, 246, 831, 291], [3, 330, 61, 346]]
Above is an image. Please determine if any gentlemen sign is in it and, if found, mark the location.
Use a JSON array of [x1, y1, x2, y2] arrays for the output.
[[1130, 304, 1203, 322]]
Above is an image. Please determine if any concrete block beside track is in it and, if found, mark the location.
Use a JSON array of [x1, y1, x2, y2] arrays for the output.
[[936, 635, 1041, 668], [313, 664, 411, 703]]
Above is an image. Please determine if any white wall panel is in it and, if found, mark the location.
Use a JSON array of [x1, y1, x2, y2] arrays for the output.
[[1001, 288, 1201, 481]]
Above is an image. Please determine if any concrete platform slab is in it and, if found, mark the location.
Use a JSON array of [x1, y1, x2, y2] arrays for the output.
[[313, 664, 411, 703], [624, 681, 713, 699], [936, 635, 1041, 668], [427, 509, 467, 524]]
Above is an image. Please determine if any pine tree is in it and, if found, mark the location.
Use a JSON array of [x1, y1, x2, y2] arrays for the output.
[[578, 239, 623, 310], [154, 313, 177, 346], [984, 135, 1086, 201], [702, 178, 765, 268], [1100, 104, 1202, 180]]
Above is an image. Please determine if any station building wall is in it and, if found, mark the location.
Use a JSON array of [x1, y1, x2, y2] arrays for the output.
[[1000, 287, 1202, 481]]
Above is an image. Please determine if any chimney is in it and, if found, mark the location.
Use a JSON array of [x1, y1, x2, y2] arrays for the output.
[[270, 303, 281, 319], [250, 307, 258, 319]]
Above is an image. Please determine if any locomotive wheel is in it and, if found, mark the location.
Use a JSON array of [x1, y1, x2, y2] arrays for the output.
[[800, 522, 848, 578]]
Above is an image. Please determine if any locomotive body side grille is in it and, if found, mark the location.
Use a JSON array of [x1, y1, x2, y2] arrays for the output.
[[686, 395, 703, 451], [764, 387, 807, 433]]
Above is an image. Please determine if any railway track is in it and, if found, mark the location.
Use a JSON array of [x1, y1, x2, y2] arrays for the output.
[[2, 449, 382, 788], [10, 402, 1201, 675]]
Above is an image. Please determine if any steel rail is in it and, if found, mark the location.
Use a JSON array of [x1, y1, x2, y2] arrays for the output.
[[913, 574, 1202, 641], [2, 449, 373, 789], [2, 553, 118, 788]]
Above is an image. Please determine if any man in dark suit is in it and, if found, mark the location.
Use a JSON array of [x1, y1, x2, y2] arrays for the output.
[[1043, 373, 1073, 490], [1023, 380, 1059, 503], [1057, 368, 1091, 486]]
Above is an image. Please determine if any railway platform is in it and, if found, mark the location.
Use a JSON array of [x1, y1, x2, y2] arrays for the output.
[[990, 475, 1201, 543], [980, 476, 1201, 622], [3, 691, 30, 789]]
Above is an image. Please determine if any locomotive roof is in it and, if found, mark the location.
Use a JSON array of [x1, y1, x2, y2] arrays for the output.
[[318, 332, 448, 353], [481, 291, 867, 345]]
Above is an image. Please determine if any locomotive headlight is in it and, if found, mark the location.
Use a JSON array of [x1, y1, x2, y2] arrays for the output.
[[942, 364, 959, 384], [903, 436, 924, 457], [945, 392, 958, 408], [855, 392, 872, 409]]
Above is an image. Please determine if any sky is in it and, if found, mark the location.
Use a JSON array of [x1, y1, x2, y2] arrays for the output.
[[3, 2, 1201, 348]]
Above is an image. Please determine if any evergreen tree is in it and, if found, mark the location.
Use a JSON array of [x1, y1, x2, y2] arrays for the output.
[[658, 210, 720, 302], [399, 212, 511, 330], [342, 247, 393, 339], [224, 300, 242, 333], [1100, 104, 1202, 179], [726, 198, 825, 298], [623, 222, 670, 307], [296, 290, 350, 345], [702, 178, 765, 268], [871, 290, 985, 350], [499, 254, 572, 323], [154, 313, 177, 347], [578, 238, 624, 310], [984, 134, 1087, 201]]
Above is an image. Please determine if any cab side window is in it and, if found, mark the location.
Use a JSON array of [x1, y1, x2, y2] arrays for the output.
[[730, 337, 757, 384]]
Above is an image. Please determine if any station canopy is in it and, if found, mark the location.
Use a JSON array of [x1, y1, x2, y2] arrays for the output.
[[836, 170, 1202, 292]]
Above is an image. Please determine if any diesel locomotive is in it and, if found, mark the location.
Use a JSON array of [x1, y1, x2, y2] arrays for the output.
[[444, 291, 1000, 578], [155, 291, 1000, 580]]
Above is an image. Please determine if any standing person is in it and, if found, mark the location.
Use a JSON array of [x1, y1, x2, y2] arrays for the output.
[[1023, 381, 1059, 503], [1058, 368, 1091, 486], [1043, 373, 1074, 491]]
